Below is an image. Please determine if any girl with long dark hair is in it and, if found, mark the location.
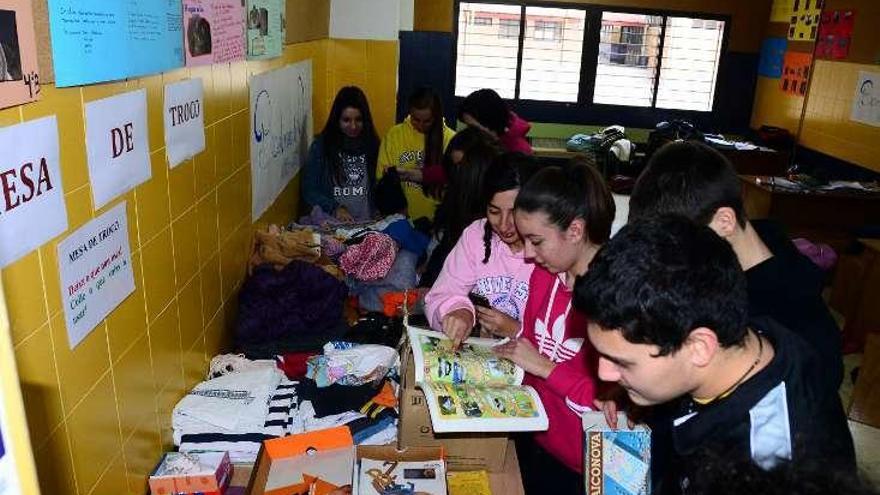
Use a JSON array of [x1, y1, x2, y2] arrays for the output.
[[419, 128, 500, 288], [425, 153, 538, 344], [302, 86, 380, 222], [494, 158, 615, 494], [377, 87, 455, 220]]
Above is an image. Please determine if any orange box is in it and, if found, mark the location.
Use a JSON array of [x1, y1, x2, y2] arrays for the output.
[[149, 451, 231, 495]]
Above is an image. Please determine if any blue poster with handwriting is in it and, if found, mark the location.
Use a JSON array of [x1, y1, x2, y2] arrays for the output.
[[48, 0, 184, 87]]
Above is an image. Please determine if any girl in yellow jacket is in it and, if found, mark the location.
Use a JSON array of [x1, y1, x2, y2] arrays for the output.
[[377, 87, 456, 220]]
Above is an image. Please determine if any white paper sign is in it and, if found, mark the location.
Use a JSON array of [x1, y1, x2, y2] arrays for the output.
[[851, 71, 880, 127], [57, 202, 135, 349], [0, 116, 68, 268], [0, 398, 22, 495], [164, 78, 206, 168], [85, 89, 152, 209], [250, 60, 313, 221]]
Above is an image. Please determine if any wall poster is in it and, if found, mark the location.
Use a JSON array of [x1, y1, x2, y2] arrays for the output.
[[183, 0, 245, 66], [246, 0, 284, 60], [780, 51, 812, 96], [816, 10, 855, 60], [249, 60, 312, 221], [851, 71, 880, 127], [0, 0, 40, 108], [0, 116, 67, 268], [47, 0, 183, 87]]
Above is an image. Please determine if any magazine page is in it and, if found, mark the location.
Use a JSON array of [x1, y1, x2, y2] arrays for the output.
[[407, 326, 523, 387], [420, 382, 549, 433], [355, 459, 446, 495]]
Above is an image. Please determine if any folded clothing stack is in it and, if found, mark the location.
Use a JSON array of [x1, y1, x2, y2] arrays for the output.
[[173, 368, 300, 463], [297, 379, 399, 446]]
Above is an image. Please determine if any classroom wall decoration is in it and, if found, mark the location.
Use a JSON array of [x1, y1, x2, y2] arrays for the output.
[[47, 0, 183, 87], [57, 201, 135, 349], [758, 37, 787, 78], [816, 10, 855, 60], [84, 89, 152, 209], [246, 0, 285, 60], [0, 0, 40, 109], [851, 71, 880, 127], [164, 78, 206, 167], [249, 60, 312, 221], [0, 116, 66, 269], [781, 51, 812, 96], [788, 0, 822, 41], [183, 0, 245, 66]]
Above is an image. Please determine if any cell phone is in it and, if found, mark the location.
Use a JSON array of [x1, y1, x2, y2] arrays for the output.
[[468, 292, 491, 308]]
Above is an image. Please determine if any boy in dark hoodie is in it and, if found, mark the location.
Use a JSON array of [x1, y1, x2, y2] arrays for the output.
[[574, 216, 855, 495], [628, 141, 843, 390]]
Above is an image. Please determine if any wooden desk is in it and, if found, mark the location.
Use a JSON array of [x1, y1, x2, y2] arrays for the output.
[[740, 175, 880, 250]]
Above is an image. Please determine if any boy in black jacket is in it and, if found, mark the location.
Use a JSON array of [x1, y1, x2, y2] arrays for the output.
[[628, 141, 843, 389], [574, 216, 856, 495]]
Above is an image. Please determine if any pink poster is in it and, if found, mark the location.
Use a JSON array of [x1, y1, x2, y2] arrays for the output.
[[816, 10, 856, 60], [184, 0, 246, 67], [0, 0, 40, 109]]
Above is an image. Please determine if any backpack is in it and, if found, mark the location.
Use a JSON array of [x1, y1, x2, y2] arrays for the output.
[[645, 120, 704, 160]]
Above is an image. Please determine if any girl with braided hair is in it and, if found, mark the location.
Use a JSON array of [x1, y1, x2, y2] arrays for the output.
[[424, 153, 538, 347]]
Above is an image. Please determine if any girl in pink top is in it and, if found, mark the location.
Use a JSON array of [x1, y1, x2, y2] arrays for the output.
[[424, 154, 538, 343], [493, 158, 615, 493]]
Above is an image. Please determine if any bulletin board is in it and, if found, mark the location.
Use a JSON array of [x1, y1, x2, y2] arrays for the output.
[[0, 279, 40, 495]]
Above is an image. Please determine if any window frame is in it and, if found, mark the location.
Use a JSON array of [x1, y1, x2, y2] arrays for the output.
[[451, 0, 731, 124]]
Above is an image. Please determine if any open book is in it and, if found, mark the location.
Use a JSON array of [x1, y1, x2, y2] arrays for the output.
[[407, 326, 549, 433]]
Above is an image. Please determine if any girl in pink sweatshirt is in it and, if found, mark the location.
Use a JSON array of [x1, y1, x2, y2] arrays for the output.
[[424, 154, 538, 344], [493, 158, 615, 493]]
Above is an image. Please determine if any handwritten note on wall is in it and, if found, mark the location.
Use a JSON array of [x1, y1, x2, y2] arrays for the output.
[[57, 201, 134, 349], [250, 60, 312, 220], [0, 0, 41, 108], [47, 0, 183, 87], [184, 0, 245, 66], [851, 71, 880, 127]]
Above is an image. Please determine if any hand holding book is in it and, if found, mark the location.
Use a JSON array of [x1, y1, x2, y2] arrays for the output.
[[492, 338, 556, 379]]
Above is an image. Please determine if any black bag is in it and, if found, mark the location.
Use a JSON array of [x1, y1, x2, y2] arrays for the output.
[[645, 120, 704, 161]]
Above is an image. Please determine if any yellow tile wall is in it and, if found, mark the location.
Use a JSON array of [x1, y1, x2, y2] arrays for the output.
[[800, 61, 880, 173], [749, 75, 805, 134], [1, 37, 398, 495]]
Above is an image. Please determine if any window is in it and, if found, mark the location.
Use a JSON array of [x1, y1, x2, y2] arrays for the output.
[[456, 3, 522, 98], [519, 7, 585, 102], [498, 18, 520, 39], [655, 17, 725, 111], [533, 20, 562, 41], [453, 2, 727, 113], [594, 13, 662, 106]]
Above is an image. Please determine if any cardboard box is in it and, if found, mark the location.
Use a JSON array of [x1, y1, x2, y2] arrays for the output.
[[149, 451, 231, 495], [247, 427, 354, 495], [399, 349, 509, 472], [352, 445, 447, 494], [582, 412, 651, 495]]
